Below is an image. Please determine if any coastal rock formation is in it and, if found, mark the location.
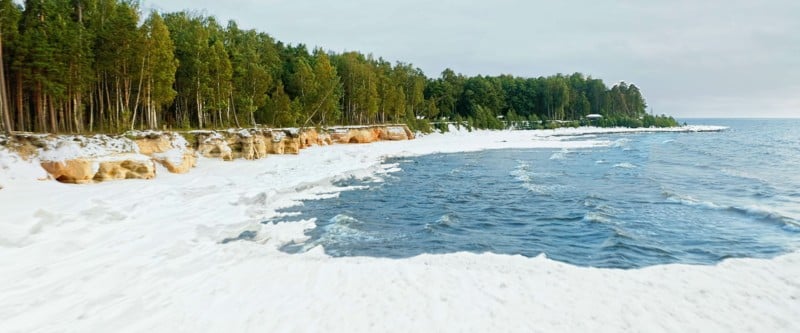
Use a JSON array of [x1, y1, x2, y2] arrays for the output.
[[133, 135, 173, 155], [153, 150, 197, 174], [27, 133, 153, 183], [318, 132, 333, 145], [4, 124, 415, 183], [328, 125, 413, 144], [194, 131, 234, 161], [379, 126, 414, 141], [329, 128, 377, 144], [130, 131, 197, 173], [189, 125, 412, 160], [298, 128, 332, 147], [235, 131, 261, 160], [192, 129, 307, 159], [347, 128, 381, 144], [41, 154, 156, 184], [299, 128, 318, 148], [277, 131, 302, 155], [92, 155, 157, 182], [40, 159, 97, 184]]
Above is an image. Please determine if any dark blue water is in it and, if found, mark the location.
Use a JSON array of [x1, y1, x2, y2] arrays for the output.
[[270, 119, 800, 268]]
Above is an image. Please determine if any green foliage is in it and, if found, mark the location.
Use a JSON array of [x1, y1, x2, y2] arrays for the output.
[[589, 115, 677, 128], [433, 121, 449, 133], [0, 0, 669, 133], [642, 114, 679, 127], [136, 11, 178, 130]]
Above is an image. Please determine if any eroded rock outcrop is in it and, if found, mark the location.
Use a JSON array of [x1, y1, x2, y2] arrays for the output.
[[276, 131, 302, 155], [40, 159, 97, 184], [328, 125, 413, 144], [379, 126, 415, 141], [129, 131, 196, 173], [41, 154, 156, 184], [92, 155, 157, 182], [299, 128, 333, 147], [193, 128, 307, 159], [29, 134, 155, 183], [152, 150, 196, 174], [4, 124, 415, 184], [193, 131, 234, 161]]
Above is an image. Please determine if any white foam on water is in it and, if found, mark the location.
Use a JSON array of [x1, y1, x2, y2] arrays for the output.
[[510, 161, 532, 182], [613, 162, 638, 169], [664, 191, 800, 228], [549, 148, 569, 160], [316, 214, 376, 243], [611, 138, 631, 148], [583, 212, 612, 224]]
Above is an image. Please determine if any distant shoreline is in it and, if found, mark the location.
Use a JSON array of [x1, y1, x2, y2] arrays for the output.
[[1, 124, 726, 186]]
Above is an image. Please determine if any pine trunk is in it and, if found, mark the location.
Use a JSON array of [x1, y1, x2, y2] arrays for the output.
[[48, 95, 56, 133], [0, 29, 12, 135], [15, 72, 23, 131], [34, 81, 43, 132]]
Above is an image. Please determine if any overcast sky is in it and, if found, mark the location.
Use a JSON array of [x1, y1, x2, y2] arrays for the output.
[[142, 0, 799, 118]]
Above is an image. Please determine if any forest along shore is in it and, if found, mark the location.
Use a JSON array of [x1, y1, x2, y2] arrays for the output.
[[1, 0, 668, 136], [0, 125, 725, 186], [0, 124, 414, 184]]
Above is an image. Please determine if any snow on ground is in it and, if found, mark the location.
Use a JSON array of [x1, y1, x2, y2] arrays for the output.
[[37, 135, 140, 162], [1, 126, 798, 332]]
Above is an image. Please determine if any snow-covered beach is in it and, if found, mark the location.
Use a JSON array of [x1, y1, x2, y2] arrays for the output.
[[1, 126, 798, 332]]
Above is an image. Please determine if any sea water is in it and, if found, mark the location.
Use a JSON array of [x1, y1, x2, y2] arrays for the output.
[[271, 119, 800, 268]]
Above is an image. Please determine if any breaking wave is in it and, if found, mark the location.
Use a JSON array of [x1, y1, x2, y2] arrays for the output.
[[663, 191, 800, 229], [549, 148, 569, 160], [613, 162, 637, 169]]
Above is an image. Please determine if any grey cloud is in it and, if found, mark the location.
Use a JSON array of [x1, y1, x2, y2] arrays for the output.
[[145, 0, 799, 117]]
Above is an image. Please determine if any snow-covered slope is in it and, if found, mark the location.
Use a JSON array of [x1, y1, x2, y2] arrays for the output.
[[2, 126, 797, 332]]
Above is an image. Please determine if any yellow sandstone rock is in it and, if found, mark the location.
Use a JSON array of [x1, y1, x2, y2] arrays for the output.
[[153, 150, 197, 174], [134, 136, 172, 155], [132, 132, 197, 173], [41, 154, 156, 184], [93, 155, 157, 182], [379, 126, 411, 141], [40, 159, 98, 184]]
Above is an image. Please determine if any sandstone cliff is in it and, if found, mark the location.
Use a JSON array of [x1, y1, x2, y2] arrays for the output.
[[5, 133, 158, 184], [128, 131, 196, 173], [40, 154, 156, 184], [1, 124, 414, 184], [330, 125, 414, 144]]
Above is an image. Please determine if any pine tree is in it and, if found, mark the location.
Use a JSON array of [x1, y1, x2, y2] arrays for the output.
[[0, 24, 11, 134], [303, 49, 340, 126], [1, 0, 21, 131], [133, 11, 177, 130]]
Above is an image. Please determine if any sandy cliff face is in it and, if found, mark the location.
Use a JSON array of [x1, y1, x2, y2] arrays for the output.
[[190, 126, 379, 160], [192, 129, 304, 159], [330, 125, 414, 144], [40, 154, 156, 184], [130, 131, 196, 174], [2, 124, 414, 184], [2, 133, 154, 184], [193, 131, 233, 160], [91, 155, 157, 182], [39, 159, 98, 184]]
